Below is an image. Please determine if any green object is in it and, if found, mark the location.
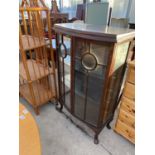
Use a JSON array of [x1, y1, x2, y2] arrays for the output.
[[85, 2, 109, 25]]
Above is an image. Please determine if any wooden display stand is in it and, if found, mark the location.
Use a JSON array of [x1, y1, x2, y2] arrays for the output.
[[19, 0, 57, 115]]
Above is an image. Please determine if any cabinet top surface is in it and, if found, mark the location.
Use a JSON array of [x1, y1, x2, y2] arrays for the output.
[[54, 23, 135, 42]]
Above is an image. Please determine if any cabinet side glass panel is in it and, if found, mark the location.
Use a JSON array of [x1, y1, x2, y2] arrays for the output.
[[103, 41, 130, 122], [58, 36, 71, 110]]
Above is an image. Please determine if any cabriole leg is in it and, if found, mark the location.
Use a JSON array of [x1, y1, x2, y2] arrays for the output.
[[106, 122, 111, 129], [94, 133, 99, 144], [106, 118, 113, 129], [55, 101, 63, 112]]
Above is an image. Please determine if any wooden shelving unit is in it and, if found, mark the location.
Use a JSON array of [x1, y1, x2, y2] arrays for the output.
[[19, 0, 57, 114], [19, 59, 53, 81], [20, 81, 55, 106], [21, 35, 49, 51]]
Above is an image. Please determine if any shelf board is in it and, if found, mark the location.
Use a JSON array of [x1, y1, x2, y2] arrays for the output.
[[20, 59, 53, 82], [20, 81, 55, 106], [21, 35, 49, 51]]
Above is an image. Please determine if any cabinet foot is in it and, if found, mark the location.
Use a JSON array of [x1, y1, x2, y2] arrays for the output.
[[94, 134, 99, 144], [55, 102, 63, 112], [106, 118, 113, 129], [106, 123, 111, 129]]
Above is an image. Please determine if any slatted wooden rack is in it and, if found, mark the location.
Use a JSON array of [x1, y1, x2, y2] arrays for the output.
[[19, 0, 57, 114]]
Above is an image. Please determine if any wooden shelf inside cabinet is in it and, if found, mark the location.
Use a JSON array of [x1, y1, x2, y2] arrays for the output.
[[21, 35, 50, 51], [19, 59, 53, 82], [20, 81, 56, 106]]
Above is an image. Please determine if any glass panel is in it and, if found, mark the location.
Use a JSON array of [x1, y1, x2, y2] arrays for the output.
[[89, 65, 106, 78], [74, 59, 87, 120], [64, 56, 71, 82], [90, 43, 110, 65], [58, 37, 71, 109], [102, 42, 130, 122], [75, 59, 86, 73], [65, 91, 71, 110], [60, 44, 67, 58], [85, 66, 106, 126], [64, 55, 71, 109], [114, 42, 130, 70], [75, 39, 89, 58]]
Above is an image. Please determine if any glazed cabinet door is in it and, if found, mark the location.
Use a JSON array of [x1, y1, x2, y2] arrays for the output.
[[72, 38, 111, 127]]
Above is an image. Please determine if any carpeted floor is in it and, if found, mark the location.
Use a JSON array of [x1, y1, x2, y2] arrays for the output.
[[20, 98, 135, 155]]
